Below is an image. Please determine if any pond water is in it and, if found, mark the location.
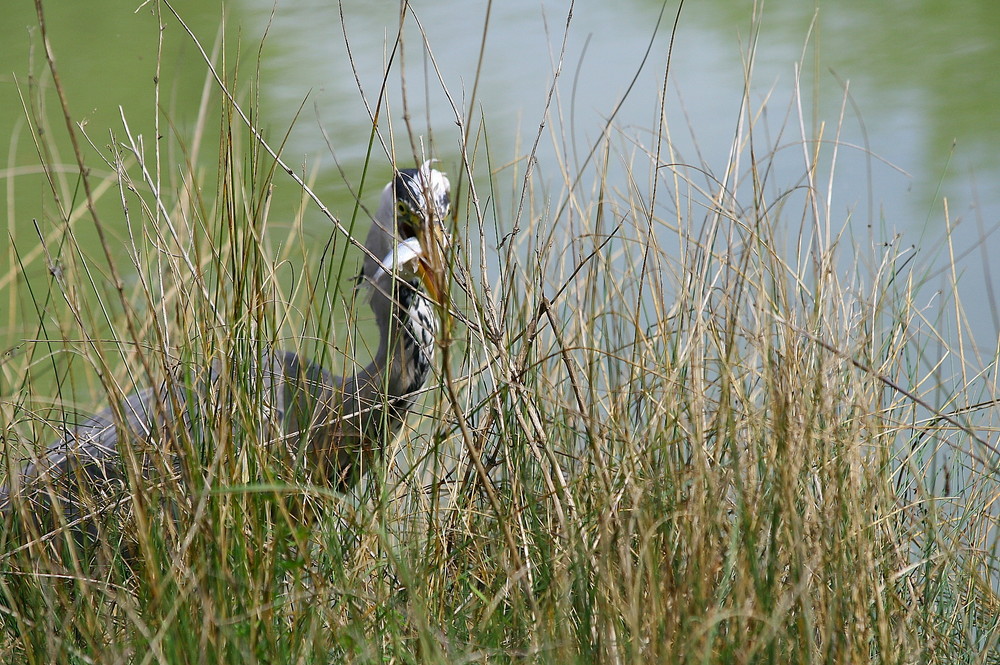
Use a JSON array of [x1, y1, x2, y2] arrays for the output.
[[2, 1, 999, 345]]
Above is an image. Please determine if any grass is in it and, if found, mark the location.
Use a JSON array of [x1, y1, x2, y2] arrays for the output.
[[1, 1, 999, 663]]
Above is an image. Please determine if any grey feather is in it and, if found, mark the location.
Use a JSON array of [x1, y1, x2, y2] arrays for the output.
[[0, 166, 447, 544]]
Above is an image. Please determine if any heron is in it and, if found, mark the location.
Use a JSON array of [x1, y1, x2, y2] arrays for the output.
[[0, 162, 452, 544]]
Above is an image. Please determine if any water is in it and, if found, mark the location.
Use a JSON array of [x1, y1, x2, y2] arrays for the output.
[[237, 0, 1000, 344], [4, 1, 998, 294], [3, 3, 999, 387]]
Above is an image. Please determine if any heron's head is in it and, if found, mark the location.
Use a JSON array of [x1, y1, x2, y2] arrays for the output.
[[364, 161, 450, 282], [391, 164, 450, 241], [364, 162, 451, 311]]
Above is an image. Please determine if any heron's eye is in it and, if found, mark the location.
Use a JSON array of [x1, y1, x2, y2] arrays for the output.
[[396, 201, 418, 238]]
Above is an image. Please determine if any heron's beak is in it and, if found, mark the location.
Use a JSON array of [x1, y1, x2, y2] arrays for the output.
[[415, 259, 441, 303], [417, 221, 451, 326]]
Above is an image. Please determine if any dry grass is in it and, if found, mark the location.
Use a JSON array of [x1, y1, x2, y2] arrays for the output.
[[1, 1, 998, 663]]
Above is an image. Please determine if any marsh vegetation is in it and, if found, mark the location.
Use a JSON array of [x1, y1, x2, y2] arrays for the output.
[[1, 2, 998, 663]]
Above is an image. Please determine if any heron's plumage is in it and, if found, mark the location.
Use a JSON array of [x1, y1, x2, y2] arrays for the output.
[[0, 165, 450, 539]]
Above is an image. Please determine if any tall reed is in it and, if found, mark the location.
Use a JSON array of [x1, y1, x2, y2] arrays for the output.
[[1, 2, 997, 663]]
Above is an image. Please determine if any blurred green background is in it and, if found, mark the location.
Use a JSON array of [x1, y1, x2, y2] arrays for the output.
[[3, 0, 999, 342]]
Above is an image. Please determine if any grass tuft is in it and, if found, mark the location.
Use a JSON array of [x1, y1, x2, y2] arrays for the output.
[[1, 2, 998, 663]]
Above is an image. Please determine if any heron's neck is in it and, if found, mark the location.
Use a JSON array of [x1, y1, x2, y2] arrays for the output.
[[392, 279, 437, 395], [372, 279, 438, 400]]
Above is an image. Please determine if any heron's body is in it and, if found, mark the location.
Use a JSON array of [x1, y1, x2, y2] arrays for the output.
[[0, 164, 450, 539]]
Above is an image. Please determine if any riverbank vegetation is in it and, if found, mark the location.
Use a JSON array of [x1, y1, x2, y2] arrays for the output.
[[1, 3, 998, 663]]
